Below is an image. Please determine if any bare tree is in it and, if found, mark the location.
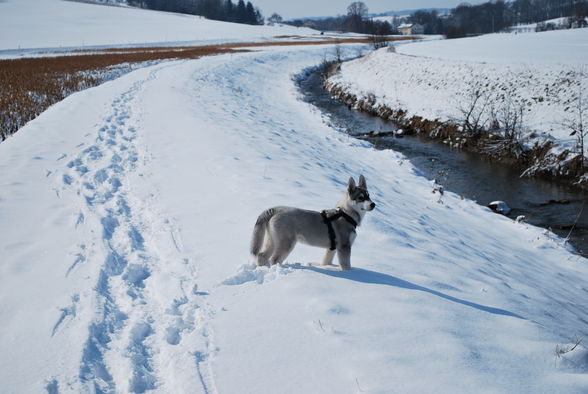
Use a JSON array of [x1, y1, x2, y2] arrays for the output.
[[458, 81, 492, 137], [368, 21, 389, 49], [267, 12, 283, 25], [345, 1, 368, 32], [332, 41, 343, 63], [497, 96, 524, 142], [565, 79, 587, 168], [347, 1, 368, 18]]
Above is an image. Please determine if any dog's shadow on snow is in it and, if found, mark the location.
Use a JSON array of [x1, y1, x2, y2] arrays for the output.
[[297, 265, 525, 320]]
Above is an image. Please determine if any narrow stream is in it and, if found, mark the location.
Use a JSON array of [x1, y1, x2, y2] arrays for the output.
[[298, 68, 588, 256]]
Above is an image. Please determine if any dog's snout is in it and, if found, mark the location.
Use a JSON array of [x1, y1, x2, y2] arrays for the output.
[[370, 202, 376, 210]]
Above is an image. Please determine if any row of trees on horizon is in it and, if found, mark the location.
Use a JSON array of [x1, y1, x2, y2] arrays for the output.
[[127, 0, 264, 25], [423, 0, 588, 37], [287, 2, 394, 36], [286, 0, 588, 38], [285, 1, 398, 35]]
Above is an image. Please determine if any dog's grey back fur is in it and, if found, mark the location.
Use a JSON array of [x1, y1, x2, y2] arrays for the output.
[[251, 206, 332, 252]]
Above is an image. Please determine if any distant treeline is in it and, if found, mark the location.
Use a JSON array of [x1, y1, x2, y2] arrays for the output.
[[423, 0, 588, 38], [288, 16, 395, 35], [128, 0, 264, 25], [286, 0, 588, 38], [287, 2, 396, 35]]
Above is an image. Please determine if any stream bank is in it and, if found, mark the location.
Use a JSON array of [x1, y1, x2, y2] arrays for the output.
[[324, 76, 586, 188], [321, 47, 588, 190]]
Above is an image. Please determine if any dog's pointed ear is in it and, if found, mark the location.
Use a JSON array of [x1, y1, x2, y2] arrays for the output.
[[348, 176, 356, 191], [359, 174, 367, 189]]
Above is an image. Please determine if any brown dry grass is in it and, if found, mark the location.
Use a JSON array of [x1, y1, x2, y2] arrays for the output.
[[75, 36, 419, 51], [0, 36, 418, 140]]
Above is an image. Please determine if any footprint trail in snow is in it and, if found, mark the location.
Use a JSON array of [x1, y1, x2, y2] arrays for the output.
[[58, 66, 217, 393]]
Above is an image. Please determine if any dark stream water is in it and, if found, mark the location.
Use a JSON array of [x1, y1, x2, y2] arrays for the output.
[[298, 68, 588, 256]]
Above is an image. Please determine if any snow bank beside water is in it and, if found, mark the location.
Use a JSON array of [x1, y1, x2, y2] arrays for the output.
[[325, 29, 588, 182], [327, 45, 586, 143], [331, 29, 588, 143]]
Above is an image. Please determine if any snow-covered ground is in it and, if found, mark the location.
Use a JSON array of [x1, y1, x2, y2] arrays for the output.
[[2, 1, 588, 392], [1, 42, 588, 393], [396, 28, 588, 65], [326, 28, 588, 147], [0, 0, 319, 53], [506, 17, 570, 33], [506, 17, 588, 33]]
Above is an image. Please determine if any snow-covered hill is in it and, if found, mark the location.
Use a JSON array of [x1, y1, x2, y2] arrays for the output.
[[1, 43, 588, 393], [0, 0, 318, 52], [396, 28, 588, 65]]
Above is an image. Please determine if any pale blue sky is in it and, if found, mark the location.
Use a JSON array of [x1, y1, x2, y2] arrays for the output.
[[255, 0, 487, 19]]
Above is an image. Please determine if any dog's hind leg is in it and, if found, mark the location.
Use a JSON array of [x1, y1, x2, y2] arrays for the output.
[[321, 249, 336, 266], [257, 251, 271, 266], [270, 238, 296, 265], [256, 235, 274, 267]]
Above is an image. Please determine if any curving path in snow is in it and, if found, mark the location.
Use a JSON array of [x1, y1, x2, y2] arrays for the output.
[[1, 45, 588, 393]]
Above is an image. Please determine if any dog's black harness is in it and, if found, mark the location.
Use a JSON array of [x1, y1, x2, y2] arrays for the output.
[[321, 209, 358, 250]]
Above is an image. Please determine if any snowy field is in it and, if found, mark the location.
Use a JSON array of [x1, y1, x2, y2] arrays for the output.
[[1, 43, 588, 393], [0, 0, 318, 53], [396, 28, 588, 64], [326, 28, 588, 146], [507, 17, 588, 33]]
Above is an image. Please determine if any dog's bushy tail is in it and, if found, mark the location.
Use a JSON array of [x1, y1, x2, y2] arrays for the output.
[[250, 208, 276, 256]]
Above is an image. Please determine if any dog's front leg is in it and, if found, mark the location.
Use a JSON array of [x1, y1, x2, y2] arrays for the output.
[[321, 249, 336, 266], [337, 244, 352, 271]]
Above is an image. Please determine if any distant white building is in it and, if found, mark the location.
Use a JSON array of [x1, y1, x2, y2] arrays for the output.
[[398, 23, 424, 35]]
